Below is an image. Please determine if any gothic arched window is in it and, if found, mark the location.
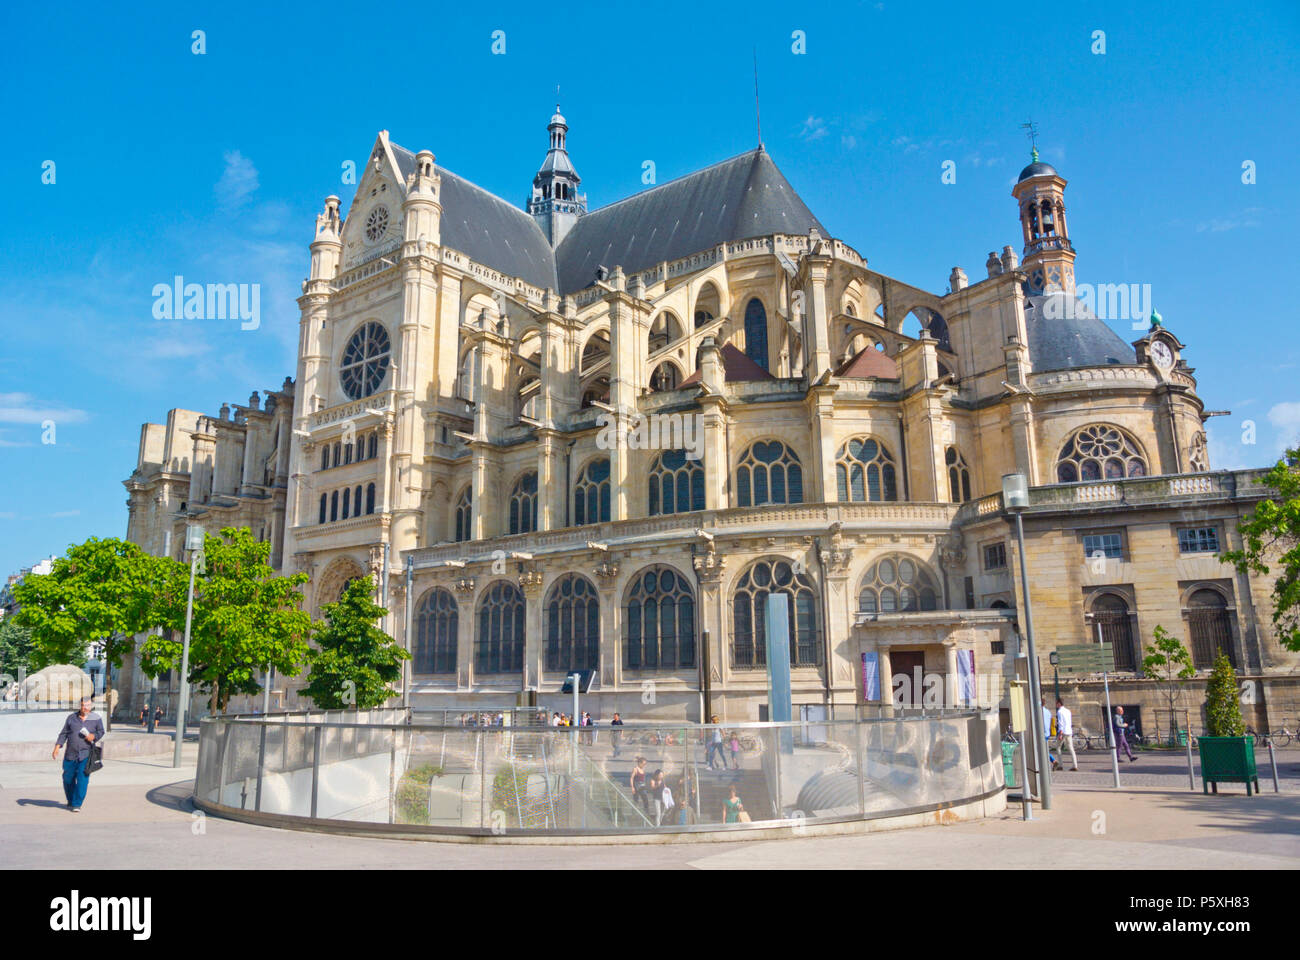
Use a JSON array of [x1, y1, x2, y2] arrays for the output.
[[1187, 589, 1236, 669], [330, 490, 339, 522], [743, 298, 769, 371], [509, 472, 539, 534], [731, 558, 820, 669], [1091, 593, 1136, 672], [321, 447, 330, 470], [624, 567, 696, 670], [836, 436, 898, 502], [736, 441, 804, 507], [454, 486, 473, 542], [342, 488, 351, 520], [574, 458, 611, 526], [365, 483, 376, 515], [648, 312, 682, 354], [319, 494, 327, 524], [354, 485, 362, 516], [946, 446, 972, 503], [414, 589, 458, 674], [367, 433, 378, 460], [1056, 425, 1147, 483], [545, 575, 600, 673], [858, 555, 940, 614], [648, 450, 704, 516], [475, 581, 525, 674], [649, 361, 681, 393]]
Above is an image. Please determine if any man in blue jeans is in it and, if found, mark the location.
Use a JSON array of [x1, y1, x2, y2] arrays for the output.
[[52, 696, 104, 812]]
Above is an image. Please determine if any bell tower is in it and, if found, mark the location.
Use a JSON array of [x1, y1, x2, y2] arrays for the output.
[[1012, 148, 1075, 295], [527, 105, 586, 245]]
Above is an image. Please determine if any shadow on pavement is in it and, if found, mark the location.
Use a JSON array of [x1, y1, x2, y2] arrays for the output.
[[145, 780, 196, 814], [15, 798, 68, 809]]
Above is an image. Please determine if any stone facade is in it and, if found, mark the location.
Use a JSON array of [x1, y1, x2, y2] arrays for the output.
[[119, 112, 1298, 732]]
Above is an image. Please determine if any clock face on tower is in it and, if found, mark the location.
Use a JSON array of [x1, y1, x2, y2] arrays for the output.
[[1150, 339, 1174, 370]]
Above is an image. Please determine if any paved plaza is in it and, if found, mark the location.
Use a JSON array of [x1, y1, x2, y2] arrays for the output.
[[2, 742, 1297, 869]]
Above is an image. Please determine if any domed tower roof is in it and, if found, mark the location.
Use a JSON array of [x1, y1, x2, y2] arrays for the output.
[[1024, 294, 1136, 370], [1017, 160, 1058, 182]]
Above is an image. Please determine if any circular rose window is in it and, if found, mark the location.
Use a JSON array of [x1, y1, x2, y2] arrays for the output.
[[340, 322, 391, 399], [364, 205, 389, 243]]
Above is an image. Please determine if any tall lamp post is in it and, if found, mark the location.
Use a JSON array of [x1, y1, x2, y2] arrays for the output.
[[1002, 473, 1052, 810], [172, 524, 204, 769]]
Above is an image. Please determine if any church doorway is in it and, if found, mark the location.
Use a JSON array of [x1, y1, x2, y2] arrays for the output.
[[891, 651, 926, 708]]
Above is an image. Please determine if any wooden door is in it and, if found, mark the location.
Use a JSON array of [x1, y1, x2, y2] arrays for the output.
[[891, 652, 926, 707]]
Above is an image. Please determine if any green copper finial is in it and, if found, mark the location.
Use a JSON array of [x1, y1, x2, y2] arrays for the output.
[[1150, 307, 1163, 329], [1031, 146, 1039, 163]]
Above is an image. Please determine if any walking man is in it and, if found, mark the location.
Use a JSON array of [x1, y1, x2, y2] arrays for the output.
[[1113, 705, 1137, 762], [707, 715, 726, 770], [610, 712, 623, 757], [52, 696, 104, 812], [1055, 698, 1078, 771]]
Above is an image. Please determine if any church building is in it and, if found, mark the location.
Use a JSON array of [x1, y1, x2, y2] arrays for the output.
[[119, 108, 1298, 736]]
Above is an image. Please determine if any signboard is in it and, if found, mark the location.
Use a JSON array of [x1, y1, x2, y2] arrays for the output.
[[861, 651, 880, 701], [1054, 642, 1115, 674]]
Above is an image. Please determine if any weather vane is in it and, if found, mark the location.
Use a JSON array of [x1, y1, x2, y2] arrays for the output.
[[1020, 119, 1039, 162]]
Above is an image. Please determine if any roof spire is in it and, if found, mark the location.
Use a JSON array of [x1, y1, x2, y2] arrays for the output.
[[1020, 119, 1040, 162], [753, 47, 763, 147]]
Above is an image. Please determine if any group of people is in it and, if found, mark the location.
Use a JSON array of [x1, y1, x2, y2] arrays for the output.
[[136, 706, 165, 726], [458, 712, 505, 727], [1042, 697, 1140, 771], [627, 755, 732, 826]]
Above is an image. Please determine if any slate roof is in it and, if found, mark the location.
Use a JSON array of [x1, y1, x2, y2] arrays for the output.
[[1024, 293, 1136, 371], [391, 144, 559, 291], [388, 142, 825, 296], [555, 148, 826, 295], [1017, 160, 1059, 182]]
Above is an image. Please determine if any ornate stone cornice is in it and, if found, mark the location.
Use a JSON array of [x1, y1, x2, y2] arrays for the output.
[[452, 576, 477, 597], [692, 542, 726, 583], [518, 569, 544, 598]]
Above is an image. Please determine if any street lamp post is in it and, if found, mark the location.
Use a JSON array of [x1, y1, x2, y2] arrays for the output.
[[172, 524, 204, 768], [1002, 473, 1052, 810]]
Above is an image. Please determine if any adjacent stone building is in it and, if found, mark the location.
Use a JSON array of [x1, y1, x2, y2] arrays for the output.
[[120, 110, 1299, 735]]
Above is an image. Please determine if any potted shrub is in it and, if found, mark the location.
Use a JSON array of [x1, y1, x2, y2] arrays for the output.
[[1196, 652, 1258, 795]]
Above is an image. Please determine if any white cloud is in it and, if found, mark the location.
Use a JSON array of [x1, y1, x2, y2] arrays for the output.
[[0, 393, 89, 425], [799, 116, 828, 142], [1267, 401, 1300, 453], [215, 150, 259, 209], [1196, 207, 1262, 233]]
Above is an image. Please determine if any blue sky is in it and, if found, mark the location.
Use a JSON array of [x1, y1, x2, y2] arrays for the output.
[[1, 0, 1297, 575]]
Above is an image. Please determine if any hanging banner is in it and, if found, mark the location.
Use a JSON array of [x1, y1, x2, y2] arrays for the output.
[[861, 651, 880, 701], [957, 649, 976, 705]]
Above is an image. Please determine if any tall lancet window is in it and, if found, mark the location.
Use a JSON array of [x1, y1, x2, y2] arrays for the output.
[[744, 298, 769, 371]]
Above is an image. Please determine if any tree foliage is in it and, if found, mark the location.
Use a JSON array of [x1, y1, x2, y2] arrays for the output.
[[140, 527, 311, 712], [1142, 624, 1195, 741], [299, 576, 408, 710], [0, 617, 34, 678], [1222, 449, 1300, 652], [12, 537, 161, 671], [1204, 651, 1246, 738]]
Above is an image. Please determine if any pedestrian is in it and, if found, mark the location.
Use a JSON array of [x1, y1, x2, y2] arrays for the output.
[[649, 769, 667, 825], [1055, 698, 1078, 771], [723, 785, 744, 824], [154, 707, 164, 726], [138, 706, 147, 727], [707, 715, 725, 770], [552, 712, 562, 727], [728, 731, 741, 770], [610, 712, 623, 757], [1113, 705, 1137, 762], [52, 696, 104, 813], [1041, 697, 1058, 770], [630, 756, 649, 814]]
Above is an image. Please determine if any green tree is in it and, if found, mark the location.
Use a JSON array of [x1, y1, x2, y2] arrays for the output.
[[299, 576, 408, 710], [1142, 624, 1195, 744], [141, 527, 311, 713], [1204, 651, 1246, 738], [12, 538, 164, 711], [1222, 449, 1300, 652], [0, 617, 34, 678]]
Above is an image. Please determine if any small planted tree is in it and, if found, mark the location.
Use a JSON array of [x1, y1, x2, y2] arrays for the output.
[[300, 576, 409, 710], [1142, 625, 1195, 744], [1204, 651, 1246, 738]]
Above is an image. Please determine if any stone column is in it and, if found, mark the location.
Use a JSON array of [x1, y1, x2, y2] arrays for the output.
[[693, 545, 727, 719], [520, 569, 545, 693], [594, 559, 622, 694], [454, 578, 477, 690], [945, 643, 959, 709], [877, 642, 894, 719]]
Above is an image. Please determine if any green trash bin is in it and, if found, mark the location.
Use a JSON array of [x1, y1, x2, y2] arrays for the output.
[[1001, 741, 1019, 788]]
